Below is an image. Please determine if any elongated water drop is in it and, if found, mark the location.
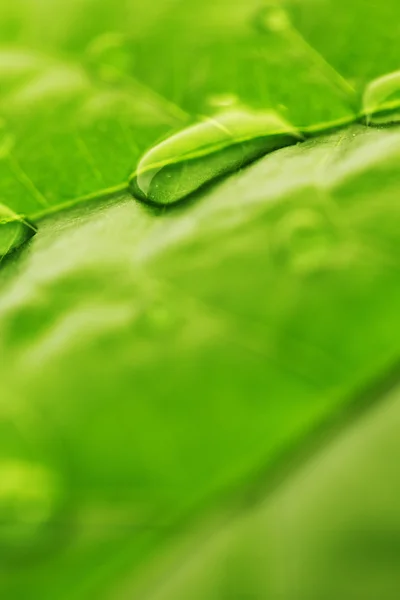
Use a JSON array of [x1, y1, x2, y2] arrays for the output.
[[0, 207, 36, 258], [363, 71, 400, 125], [129, 109, 302, 205]]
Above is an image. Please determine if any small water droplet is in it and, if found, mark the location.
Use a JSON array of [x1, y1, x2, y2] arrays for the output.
[[273, 208, 340, 274], [0, 209, 36, 258], [86, 32, 135, 82], [0, 460, 62, 557], [257, 5, 291, 33], [362, 71, 400, 125], [130, 108, 301, 205]]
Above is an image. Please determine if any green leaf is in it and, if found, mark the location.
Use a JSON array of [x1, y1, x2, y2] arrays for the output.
[[0, 48, 183, 214], [1, 0, 400, 598], [124, 370, 400, 600], [1, 122, 400, 597], [0, 0, 362, 224]]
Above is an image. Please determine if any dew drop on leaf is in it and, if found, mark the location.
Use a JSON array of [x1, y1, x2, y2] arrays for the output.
[[0, 209, 36, 258], [257, 5, 291, 33], [0, 460, 62, 558], [362, 71, 400, 125], [129, 108, 302, 205]]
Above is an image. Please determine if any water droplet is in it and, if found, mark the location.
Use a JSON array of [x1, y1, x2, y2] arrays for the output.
[[258, 5, 291, 33], [272, 208, 340, 274], [130, 108, 301, 205], [86, 32, 135, 82], [0, 208, 36, 258], [362, 71, 400, 125], [0, 460, 62, 557]]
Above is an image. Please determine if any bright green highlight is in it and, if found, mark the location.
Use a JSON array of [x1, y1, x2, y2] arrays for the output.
[[0, 460, 61, 558]]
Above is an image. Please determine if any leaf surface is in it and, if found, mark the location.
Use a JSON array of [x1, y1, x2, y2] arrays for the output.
[[0, 0, 400, 598]]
